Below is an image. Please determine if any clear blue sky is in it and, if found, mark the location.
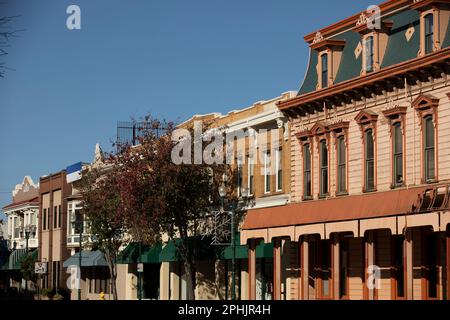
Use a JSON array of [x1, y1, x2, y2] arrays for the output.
[[0, 0, 375, 214]]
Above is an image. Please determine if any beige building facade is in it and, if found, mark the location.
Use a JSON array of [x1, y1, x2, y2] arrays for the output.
[[242, 0, 450, 300]]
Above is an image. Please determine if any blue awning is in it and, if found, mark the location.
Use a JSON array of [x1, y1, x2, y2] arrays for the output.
[[63, 250, 108, 268]]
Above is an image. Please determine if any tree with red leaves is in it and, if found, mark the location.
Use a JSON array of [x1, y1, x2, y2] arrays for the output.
[[114, 116, 232, 300], [78, 163, 125, 300]]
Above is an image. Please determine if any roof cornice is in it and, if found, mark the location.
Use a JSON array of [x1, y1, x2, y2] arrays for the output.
[[304, 0, 410, 44], [277, 48, 450, 112]]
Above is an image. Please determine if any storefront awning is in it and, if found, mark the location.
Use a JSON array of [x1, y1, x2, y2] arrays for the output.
[[159, 237, 217, 262], [0, 249, 37, 271], [243, 186, 429, 231], [116, 243, 141, 264], [63, 250, 108, 268], [117, 243, 163, 264], [217, 234, 273, 260], [118, 234, 275, 264]]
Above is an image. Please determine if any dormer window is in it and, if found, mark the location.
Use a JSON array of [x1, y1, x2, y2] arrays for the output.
[[310, 33, 345, 90], [354, 16, 392, 75], [424, 13, 434, 54], [364, 35, 374, 73], [321, 53, 329, 88], [411, 0, 449, 56]]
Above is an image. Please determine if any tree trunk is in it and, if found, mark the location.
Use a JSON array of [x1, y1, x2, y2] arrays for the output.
[[104, 247, 118, 300], [178, 236, 196, 300]]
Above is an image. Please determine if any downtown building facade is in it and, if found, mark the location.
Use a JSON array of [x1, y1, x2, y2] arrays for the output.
[[241, 0, 450, 300], [112, 91, 296, 301], [2, 0, 450, 301], [1, 176, 39, 293]]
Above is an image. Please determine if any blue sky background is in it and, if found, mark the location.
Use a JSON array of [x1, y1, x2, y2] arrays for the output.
[[0, 0, 375, 215]]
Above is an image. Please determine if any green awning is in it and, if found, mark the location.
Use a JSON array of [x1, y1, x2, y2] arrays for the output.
[[117, 234, 274, 264], [63, 250, 108, 268], [159, 240, 178, 262], [159, 237, 218, 262], [117, 243, 163, 264], [141, 244, 162, 263], [14, 249, 38, 269], [116, 243, 141, 264], [1, 249, 27, 271], [256, 242, 273, 258], [219, 234, 273, 260]]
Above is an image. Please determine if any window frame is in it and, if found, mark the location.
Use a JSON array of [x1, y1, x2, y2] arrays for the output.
[[355, 111, 378, 193], [236, 156, 243, 197], [412, 94, 439, 183], [424, 13, 434, 54], [336, 135, 347, 194], [42, 208, 47, 231], [383, 106, 407, 189], [275, 147, 283, 192], [392, 122, 404, 187], [364, 129, 376, 192], [302, 142, 313, 200], [247, 153, 254, 196], [423, 115, 436, 182], [329, 121, 349, 196], [264, 150, 271, 194], [321, 53, 329, 89], [319, 139, 329, 197], [364, 35, 374, 73]]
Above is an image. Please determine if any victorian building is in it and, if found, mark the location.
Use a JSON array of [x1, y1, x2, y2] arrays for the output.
[[241, 0, 450, 300], [1, 176, 39, 292]]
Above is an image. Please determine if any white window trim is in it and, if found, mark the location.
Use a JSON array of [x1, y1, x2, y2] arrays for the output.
[[237, 157, 243, 197], [264, 151, 270, 194], [247, 154, 254, 196], [275, 148, 282, 192]]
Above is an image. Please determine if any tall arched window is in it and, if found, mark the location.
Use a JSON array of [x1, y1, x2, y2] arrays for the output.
[[337, 136, 346, 194], [303, 143, 312, 199], [424, 115, 435, 181], [320, 140, 328, 196], [365, 129, 375, 191], [393, 123, 403, 186], [321, 53, 328, 89], [365, 36, 374, 73], [424, 13, 434, 54]]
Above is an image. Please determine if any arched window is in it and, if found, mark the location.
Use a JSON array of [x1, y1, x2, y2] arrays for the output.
[[321, 53, 328, 89], [424, 14, 434, 54], [393, 123, 403, 186], [365, 36, 374, 73], [423, 115, 435, 181], [337, 136, 346, 194], [320, 140, 328, 196], [365, 129, 375, 191], [303, 143, 312, 198]]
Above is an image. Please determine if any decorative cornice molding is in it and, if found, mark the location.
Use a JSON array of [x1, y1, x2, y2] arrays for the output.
[[410, 0, 449, 11], [310, 39, 346, 51], [382, 105, 408, 118], [312, 32, 324, 44], [277, 48, 450, 112], [304, 0, 410, 43], [355, 110, 379, 125], [412, 94, 439, 111]]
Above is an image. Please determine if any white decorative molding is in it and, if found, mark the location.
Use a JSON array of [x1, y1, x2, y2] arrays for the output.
[[356, 13, 368, 26], [354, 41, 363, 59], [312, 32, 324, 44], [405, 25, 415, 42]]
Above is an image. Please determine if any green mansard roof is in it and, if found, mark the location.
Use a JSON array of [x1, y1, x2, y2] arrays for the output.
[[298, 7, 448, 96]]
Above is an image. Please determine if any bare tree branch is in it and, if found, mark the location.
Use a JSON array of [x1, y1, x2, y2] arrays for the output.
[[0, 15, 23, 77]]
